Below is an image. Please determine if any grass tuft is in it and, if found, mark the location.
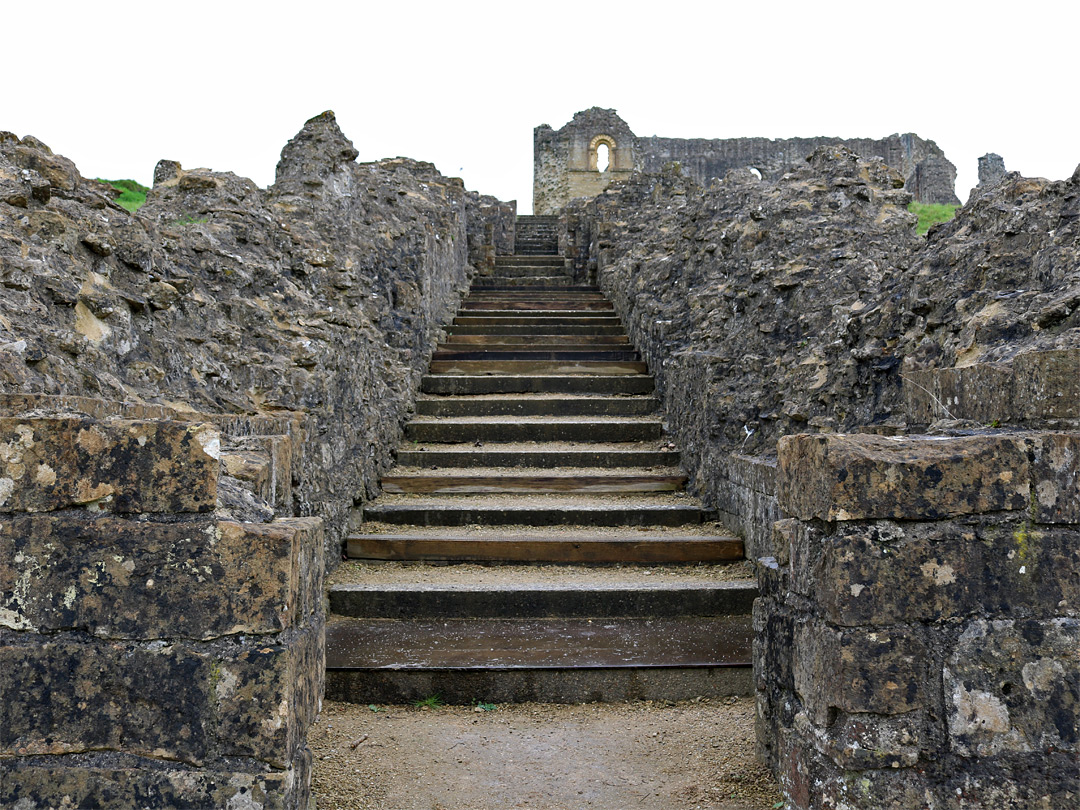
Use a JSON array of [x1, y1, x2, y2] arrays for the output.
[[908, 202, 959, 235], [98, 178, 149, 213]]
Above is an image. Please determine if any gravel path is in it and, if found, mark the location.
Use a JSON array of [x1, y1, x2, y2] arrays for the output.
[[311, 698, 781, 810]]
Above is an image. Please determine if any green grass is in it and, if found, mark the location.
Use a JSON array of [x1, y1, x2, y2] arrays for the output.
[[99, 178, 149, 213], [908, 202, 959, 235], [412, 694, 444, 709]]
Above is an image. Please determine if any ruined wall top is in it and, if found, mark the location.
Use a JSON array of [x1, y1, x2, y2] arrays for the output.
[[533, 108, 961, 213]]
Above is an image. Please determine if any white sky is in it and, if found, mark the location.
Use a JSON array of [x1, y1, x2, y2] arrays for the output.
[[5, 1, 1077, 213]]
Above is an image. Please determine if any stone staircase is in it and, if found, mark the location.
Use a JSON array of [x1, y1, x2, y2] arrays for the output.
[[513, 214, 560, 255], [325, 241, 756, 704]]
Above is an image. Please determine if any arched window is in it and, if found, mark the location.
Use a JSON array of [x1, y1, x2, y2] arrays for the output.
[[589, 134, 617, 172], [596, 143, 610, 173]]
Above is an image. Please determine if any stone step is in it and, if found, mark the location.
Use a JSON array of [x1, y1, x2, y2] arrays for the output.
[[486, 265, 571, 277], [440, 335, 630, 345], [437, 341, 634, 353], [430, 349, 640, 362], [493, 256, 565, 267], [363, 497, 708, 527], [403, 417, 662, 443], [453, 312, 620, 323], [395, 444, 680, 468], [420, 374, 656, 394], [380, 472, 687, 494], [427, 360, 648, 376], [328, 579, 757, 619], [347, 532, 744, 563], [415, 396, 656, 417], [447, 324, 626, 336], [459, 300, 614, 311], [324, 615, 753, 703], [472, 281, 593, 290]]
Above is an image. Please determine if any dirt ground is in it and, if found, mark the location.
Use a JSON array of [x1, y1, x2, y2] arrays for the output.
[[311, 697, 781, 810]]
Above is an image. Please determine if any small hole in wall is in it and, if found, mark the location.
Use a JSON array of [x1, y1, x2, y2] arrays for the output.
[[596, 143, 610, 173]]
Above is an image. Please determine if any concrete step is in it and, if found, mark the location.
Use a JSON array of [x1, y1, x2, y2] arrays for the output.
[[380, 472, 687, 494], [427, 360, 648, 376], [403, 417, 662, 443], [347, 532, 744, 563], [415, 395, 657, 417], [328, 579, 758, 619], [420, 374, 656, 394]]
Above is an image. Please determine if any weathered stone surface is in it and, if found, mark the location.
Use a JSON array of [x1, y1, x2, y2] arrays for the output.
[[945, 618, 1079, 757], [0, 750, 312, 810], [785, 518, 1080, 626], [903, 349, 1080, 426], [1, 515, 322, 638], [1, 621, 323, 766], [793, 622, 928, 724], [0, 417, 219, 513], [0, 114, 484, 563], [979, 152, 1007, 186], [777, 432, 1032, 521]]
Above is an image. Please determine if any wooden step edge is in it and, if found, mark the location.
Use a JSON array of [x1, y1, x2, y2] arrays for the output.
[[347, 534, 745, 563]]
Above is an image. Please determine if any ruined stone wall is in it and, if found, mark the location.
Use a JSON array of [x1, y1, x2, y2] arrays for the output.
[[0, 111, 489, 566], [534, 108, 960, 213], [0, 395, 324, 808], [760, 428, 1078, 809], [0, 110, 508, 807], [466, 191, 516, 275], [565, 149, 1080, 807]]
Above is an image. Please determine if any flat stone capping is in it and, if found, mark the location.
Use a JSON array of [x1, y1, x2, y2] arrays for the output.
[[778, 431, 1079, 523], [0, 417, 219, 514]]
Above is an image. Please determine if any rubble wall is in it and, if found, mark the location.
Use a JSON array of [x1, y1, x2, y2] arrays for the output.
[[0, 111, 491, 566], [0, 398, 325, 809], [567, 147, 1080, 806]]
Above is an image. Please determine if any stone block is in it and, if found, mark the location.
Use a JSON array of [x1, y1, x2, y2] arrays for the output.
[[801, 519, 1080, 626], [945, 618, 1079, 757], [778, 432, 1031, 521], [0, 632, 213, 764], [0, 621, 323, 767], [794, 622, 927, 725], [1, 515, 323, 638], [1031, 432, 1080, 523], [903, 350, 1080, 426], [0, 749, 312, 810], [0, 417, 219, 513]]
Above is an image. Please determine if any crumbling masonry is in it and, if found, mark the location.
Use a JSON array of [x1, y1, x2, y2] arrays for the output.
[[1, 110, 1076, 809]]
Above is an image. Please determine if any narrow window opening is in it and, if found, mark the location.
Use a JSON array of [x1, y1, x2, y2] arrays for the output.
[[596, 144, 610, 173]]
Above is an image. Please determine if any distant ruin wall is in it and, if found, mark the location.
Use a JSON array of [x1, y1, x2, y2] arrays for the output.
[[535, 108, 960, 212]]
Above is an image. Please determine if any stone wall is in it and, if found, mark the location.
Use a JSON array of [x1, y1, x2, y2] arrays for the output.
[[534, 107, 960, 213], [0, 111, 508, 807], [564, 147, 1080, 807], [0, 111, 488, 568], [0, 395, 324, 809]]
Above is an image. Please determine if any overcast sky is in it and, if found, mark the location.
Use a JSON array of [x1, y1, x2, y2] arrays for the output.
[[5, 2, 1077, 213]]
